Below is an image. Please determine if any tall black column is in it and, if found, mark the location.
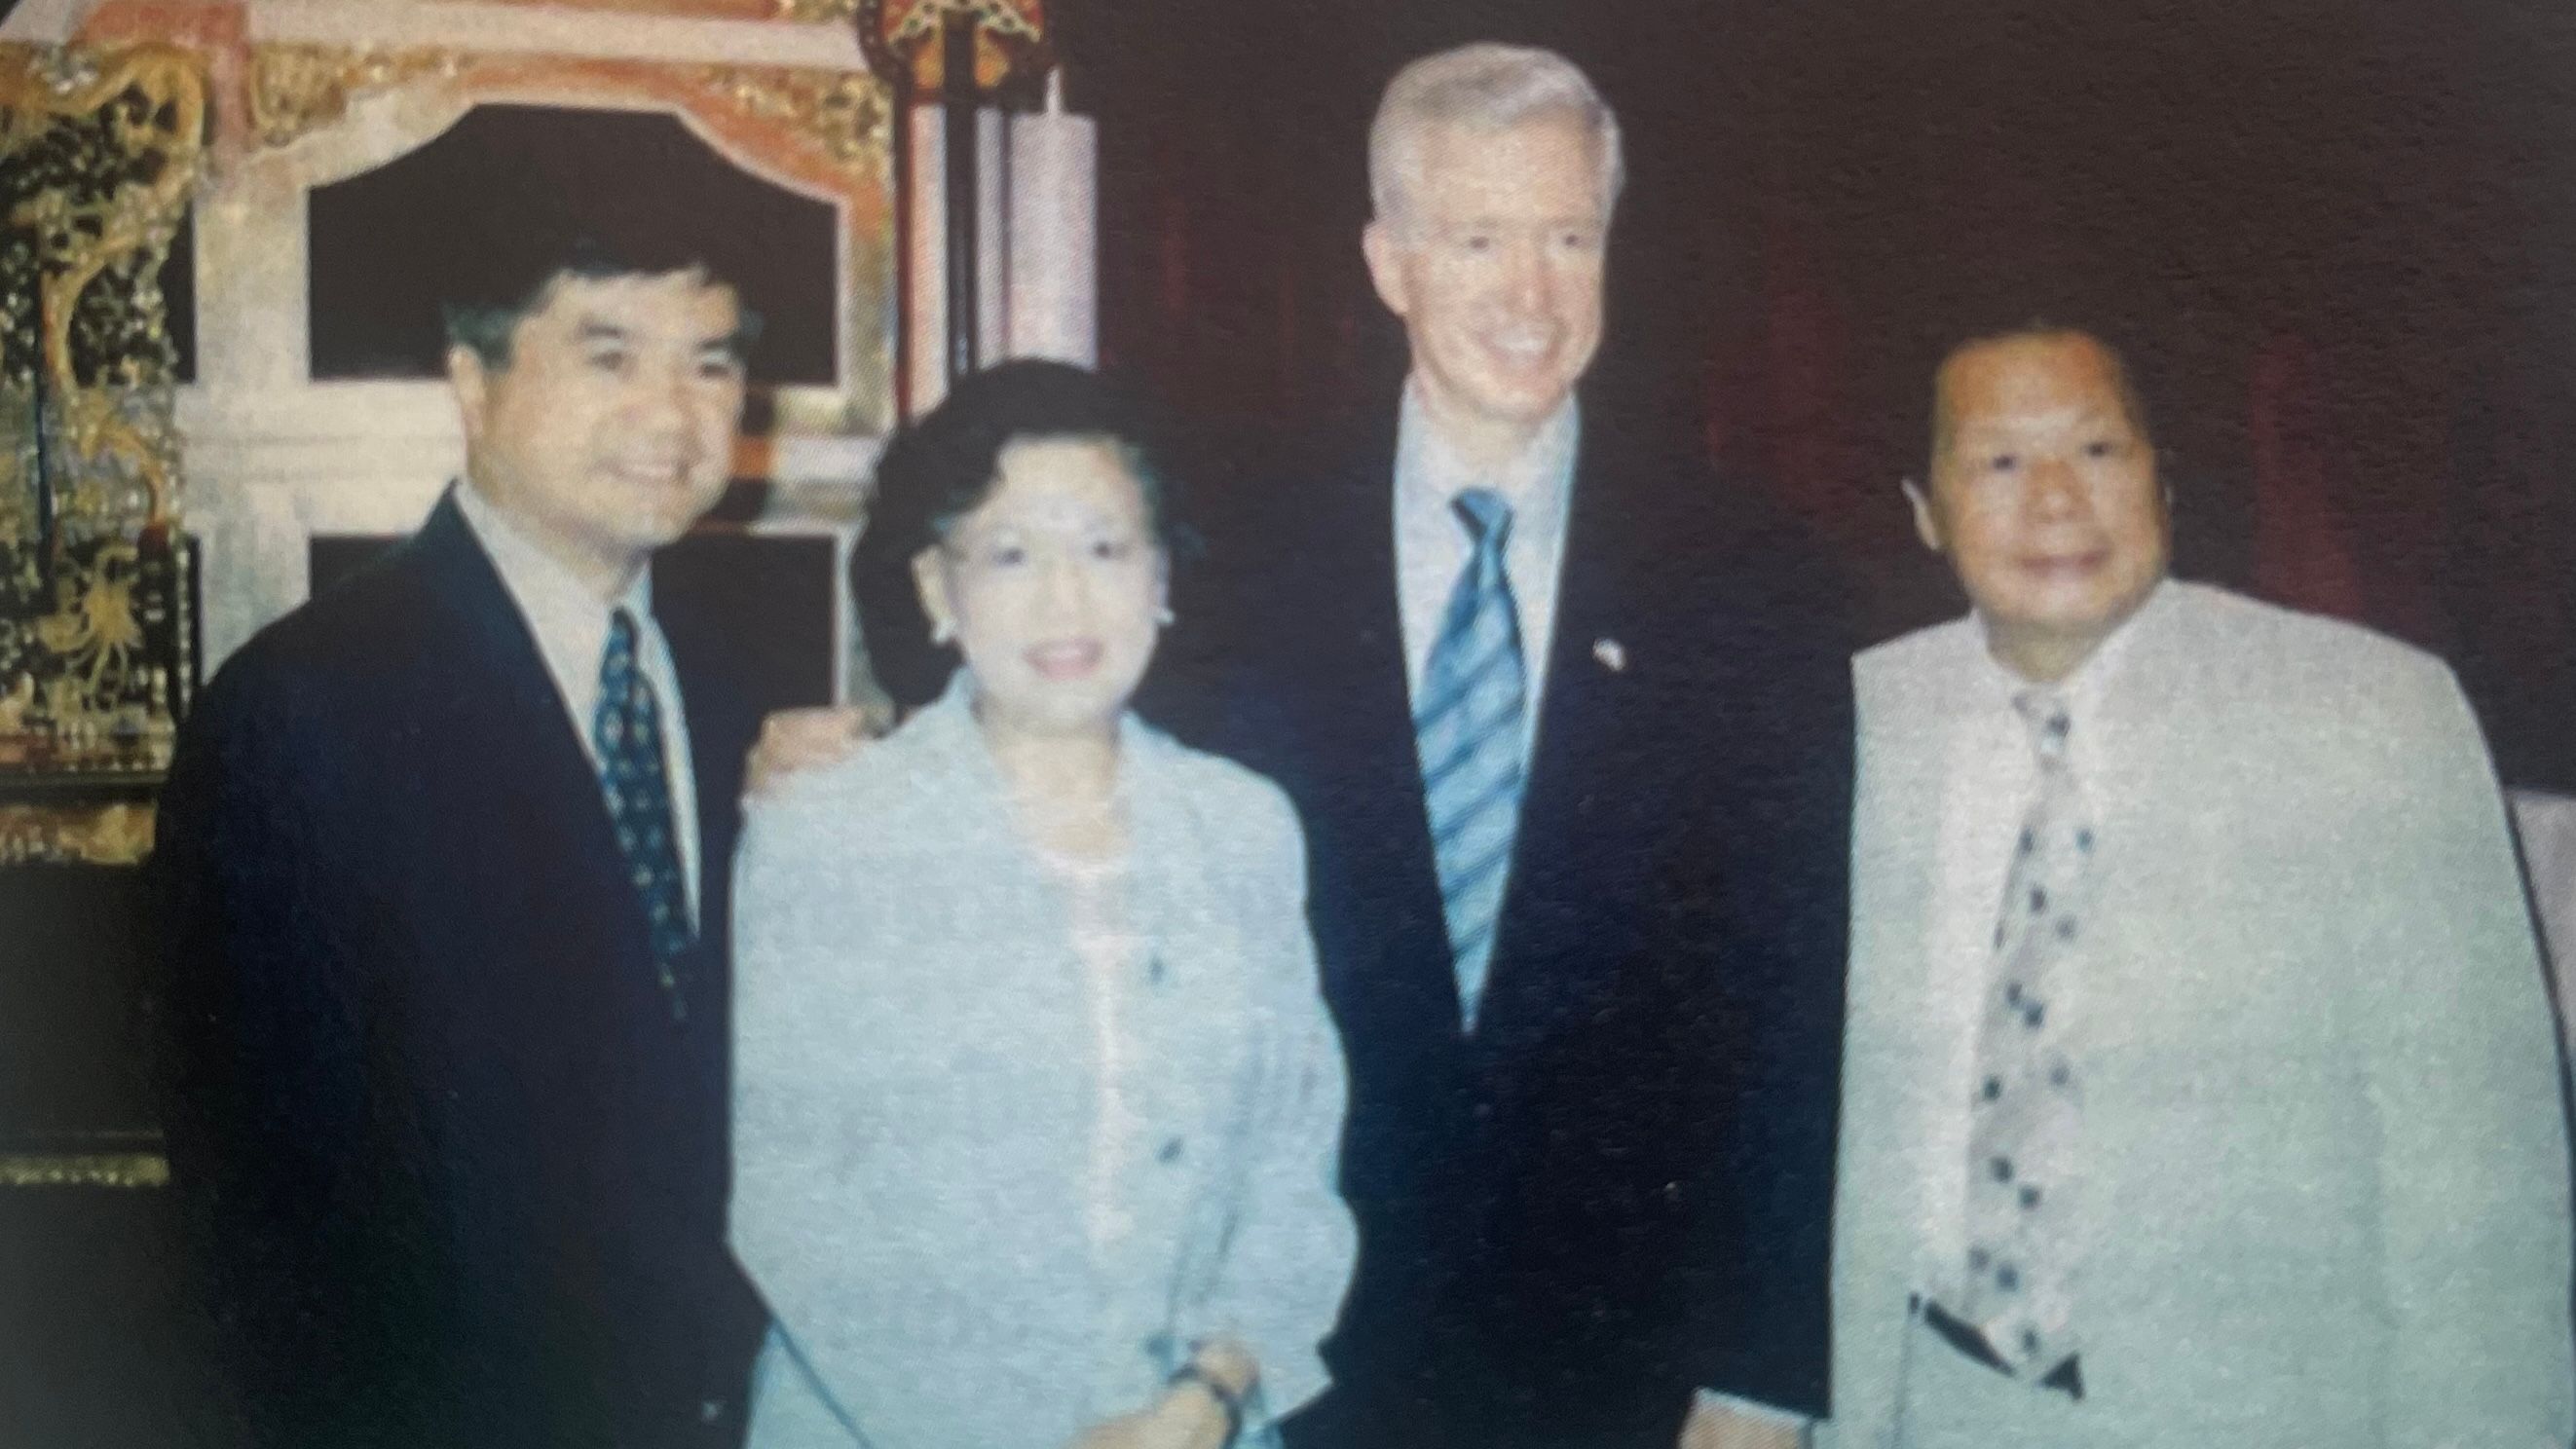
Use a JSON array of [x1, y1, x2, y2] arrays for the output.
[[942, 15, 979, 384]]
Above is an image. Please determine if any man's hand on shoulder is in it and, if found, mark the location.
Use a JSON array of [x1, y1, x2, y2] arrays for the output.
[[745, 705, 876, 798]]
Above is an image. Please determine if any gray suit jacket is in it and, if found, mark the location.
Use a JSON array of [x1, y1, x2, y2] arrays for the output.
[[1829, 580, 2575, 1449], [729, 681, 1354, 1448]]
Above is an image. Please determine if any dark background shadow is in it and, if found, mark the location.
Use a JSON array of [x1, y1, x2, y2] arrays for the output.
[[13, 3, 2576, 1441], [1061, 0, 2576, 791]]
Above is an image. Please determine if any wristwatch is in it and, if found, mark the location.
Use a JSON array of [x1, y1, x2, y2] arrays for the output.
[[1167, 1361, 1245, 1445]]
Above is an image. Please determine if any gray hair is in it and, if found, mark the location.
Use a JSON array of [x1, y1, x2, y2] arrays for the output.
[[1368, 43, 1625, 233]]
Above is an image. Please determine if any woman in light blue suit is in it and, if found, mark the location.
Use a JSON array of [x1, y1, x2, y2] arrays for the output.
[[730, 361, 1355, 1449]]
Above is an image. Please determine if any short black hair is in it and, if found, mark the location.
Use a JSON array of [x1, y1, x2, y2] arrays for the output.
[[1925, 319, 2155, 464], [855, 360, 1195, 706], [438, 189, 764, 367]]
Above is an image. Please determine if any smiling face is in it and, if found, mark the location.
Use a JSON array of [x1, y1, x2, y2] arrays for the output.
[[1913, 330, 2170, 682], [448, 268, 746, 599], [1363, 114, 1609, 464], [912, 436, 1168, 743]]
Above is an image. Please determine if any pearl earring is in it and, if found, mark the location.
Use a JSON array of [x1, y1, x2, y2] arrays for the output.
[[1154, 606, 1176, 627]]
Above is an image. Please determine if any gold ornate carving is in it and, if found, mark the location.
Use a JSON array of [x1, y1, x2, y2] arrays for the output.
[[689, 63, 892, 176], [239, 45, 894, 427], [249, 45, 891, 188], [0, 534, 189, 778], [0, 42, 204, 535], [852, 0, 1047, 91], [877, 0, 1044, 51], [0, 1151, 168, 1188], [249, 43, 465, 151], [775, 0, 863, 19], [0, 44, 201, 780], [0, 799, 157, 865]]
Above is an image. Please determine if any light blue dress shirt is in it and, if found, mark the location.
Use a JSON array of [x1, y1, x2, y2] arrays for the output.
[[1391, 380, 1579, 756]]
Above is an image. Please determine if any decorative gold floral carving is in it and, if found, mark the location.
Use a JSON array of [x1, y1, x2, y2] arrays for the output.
[[0, 534, 188, 777], [0, 1150, 168, 1188], [249, 43, 465, 151], [238, 44, 893, 427], [850, 0, 1047, 91], [0, 44, 200, 780], [0, 799, 157, 866], [691, 63, 892, 175], [0, 42, 204, 534], [248, 44, 891, 187], [33, 539, 150, 692], [775, 0, 862, 19], [876, 0, 1044, 52]]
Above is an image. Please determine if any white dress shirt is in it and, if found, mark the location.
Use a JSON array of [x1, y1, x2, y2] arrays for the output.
[[1392, 381, 1579, 748], [454, 481, 702, 921], [1910, 580, 2167, 1303]]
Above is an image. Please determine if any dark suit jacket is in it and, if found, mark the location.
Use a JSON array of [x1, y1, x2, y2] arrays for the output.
[[155, 493, 767, 1448], [1149, 398, 1854, 1448]]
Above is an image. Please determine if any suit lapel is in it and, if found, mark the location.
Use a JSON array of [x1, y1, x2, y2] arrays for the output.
[[1478, 426, 1645, 1041], [2082, 582, 2201, 865], [660, 600, 754, 1027], [1841, 632, 1965, 1344], [405, 494, 663, 1011], [1851, 631, 1957, 1078], [1290, 445, 1465, 1034]]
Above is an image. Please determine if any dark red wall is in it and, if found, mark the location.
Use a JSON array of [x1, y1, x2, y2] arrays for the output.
[[1057, 0, 2576, 790]]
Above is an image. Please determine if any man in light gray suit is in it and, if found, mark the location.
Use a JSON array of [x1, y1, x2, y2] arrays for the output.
[[1827, 324, 2575, 1449]]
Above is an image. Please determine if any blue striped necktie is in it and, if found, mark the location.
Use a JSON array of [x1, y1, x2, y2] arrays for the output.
[[1415, 488, 1527, 1032], [595, 607, 695, 1021]]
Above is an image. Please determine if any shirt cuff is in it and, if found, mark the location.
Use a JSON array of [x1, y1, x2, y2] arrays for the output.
[[1693, 1388, 1812, 1437]]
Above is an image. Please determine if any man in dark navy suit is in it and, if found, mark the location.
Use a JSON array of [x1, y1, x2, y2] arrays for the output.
[[156, 211, 767, 1447], [1155, 43, 1855, 1449], [738, 42, 1853, 1448]]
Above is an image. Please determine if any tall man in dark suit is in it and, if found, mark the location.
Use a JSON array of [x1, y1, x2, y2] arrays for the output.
[[155, 214, 768, 1447], [1162, 42, 1855, 1449]]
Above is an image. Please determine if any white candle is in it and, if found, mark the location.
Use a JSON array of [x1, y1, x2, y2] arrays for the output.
[[905, 103, 1006, 415], [904, 71, 1099, 413], [1004, 68, 1097, 368]]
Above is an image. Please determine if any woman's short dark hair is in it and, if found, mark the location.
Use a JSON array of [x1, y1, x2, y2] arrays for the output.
[[855, 360, 1196, 705]]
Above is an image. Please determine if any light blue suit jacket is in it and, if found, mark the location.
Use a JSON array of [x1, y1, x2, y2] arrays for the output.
[[1828, 581, 2575, 1449], [729, 682, 1355, 1448]]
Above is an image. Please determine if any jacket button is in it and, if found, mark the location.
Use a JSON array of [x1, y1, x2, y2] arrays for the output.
[[1159, 1136, 1185, 1164]]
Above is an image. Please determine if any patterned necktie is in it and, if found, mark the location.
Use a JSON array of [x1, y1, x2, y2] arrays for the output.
[[594, 607, 695, 1021], [1415, 488, 1527, 1033], [1958, 687, 2092, 1388]]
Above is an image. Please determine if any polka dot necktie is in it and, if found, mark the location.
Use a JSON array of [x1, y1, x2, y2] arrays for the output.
[[594, 608, 695, 1021], [1415, 488, 1527, 1034], [1958, 687, 2091, 1387]]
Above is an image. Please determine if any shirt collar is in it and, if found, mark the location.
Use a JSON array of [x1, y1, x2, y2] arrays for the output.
[[1969, 576, 2172, 721], [1395, 378, 1580, 515], [452, 479, 654, 631]]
